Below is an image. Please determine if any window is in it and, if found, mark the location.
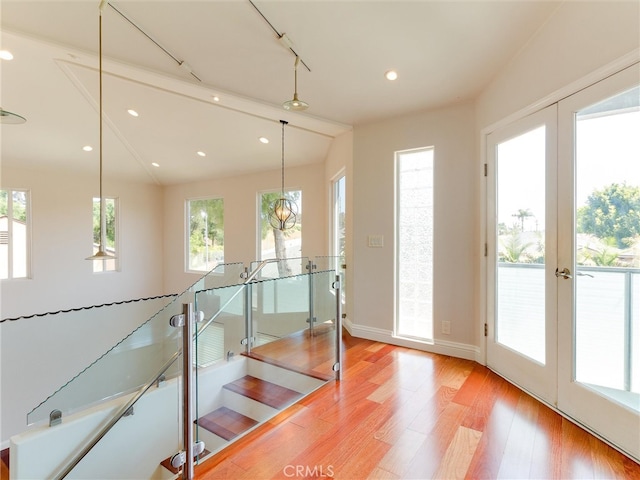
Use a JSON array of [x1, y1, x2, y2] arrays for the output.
[[187, 197, 224, 272], [395, 148, 434, 341], [92, 197, 118, 273], [0, 189, 30, 279], [259, 190, 302, 275]]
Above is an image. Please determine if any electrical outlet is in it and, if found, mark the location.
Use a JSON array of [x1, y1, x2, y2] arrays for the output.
[[442, 321, 451, 335]]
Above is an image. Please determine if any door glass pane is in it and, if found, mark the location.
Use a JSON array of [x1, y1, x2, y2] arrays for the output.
[[396, 148, 433, 341], [496, 126, 546, 364], [574, 86, 640, 408]]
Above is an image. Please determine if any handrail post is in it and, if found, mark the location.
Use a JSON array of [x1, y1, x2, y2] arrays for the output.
[[245, 281, 253, 355], [307, 259, 315, 336], [334, 274, 342, 381], [182, 303, 195, 480]]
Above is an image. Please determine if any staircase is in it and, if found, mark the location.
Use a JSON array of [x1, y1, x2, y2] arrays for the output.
[[159, 357, 323, 476]]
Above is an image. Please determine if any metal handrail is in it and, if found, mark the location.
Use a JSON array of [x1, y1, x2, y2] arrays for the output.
[[52, 350, 181, 479], [196, 258, 279, 335], [52, 258, 279, 479]]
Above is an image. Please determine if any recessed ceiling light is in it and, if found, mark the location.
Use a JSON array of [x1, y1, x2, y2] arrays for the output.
[[151, 162, 160, 167], [385, 70, 398, 81], [83, 145, 93, 152], [0, 50, 14, 61], [259, 137, 269, 144], [127, 109, 139, 117], [197, 151, 206, 157], [212, 96, 220, 102]]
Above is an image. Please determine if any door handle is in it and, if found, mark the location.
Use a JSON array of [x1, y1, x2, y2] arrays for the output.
[[555, 267, 573, 279]]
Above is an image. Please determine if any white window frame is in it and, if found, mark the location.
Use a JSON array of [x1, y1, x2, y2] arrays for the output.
[[394, 147, 434, 342], [0, 188, 31, 280]]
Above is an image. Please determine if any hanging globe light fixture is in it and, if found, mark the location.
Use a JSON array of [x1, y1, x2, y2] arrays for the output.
[[269, 120, 298, 231]]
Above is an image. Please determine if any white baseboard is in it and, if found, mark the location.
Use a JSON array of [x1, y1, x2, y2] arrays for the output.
[[343, 318, 480, 362]]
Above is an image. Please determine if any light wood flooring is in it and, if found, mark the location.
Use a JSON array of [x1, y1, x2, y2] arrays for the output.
[[195, 330, 640, 479], [2, 329, 638, 479]]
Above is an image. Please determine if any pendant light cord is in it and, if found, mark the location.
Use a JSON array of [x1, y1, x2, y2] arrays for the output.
[[280, 120, 287, 197], [99, 7, 105, 250]]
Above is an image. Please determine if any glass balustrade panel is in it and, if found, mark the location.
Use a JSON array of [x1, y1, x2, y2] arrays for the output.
[[194, 283, 246, 367], [250, 271, 337, 379], [26, 292, 191, 426], [250, 256, 309, 279]]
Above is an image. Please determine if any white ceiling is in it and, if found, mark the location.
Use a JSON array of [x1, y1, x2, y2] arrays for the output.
[[0, 0, 561, 186]]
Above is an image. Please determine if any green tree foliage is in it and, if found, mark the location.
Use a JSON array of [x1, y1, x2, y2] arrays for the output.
[[499, 233, 535, 263], [578, 238, 621, 267], [189, 198, 224, 255], [93, 199, 116, 247], [577, 183, 640, 248], [0, 190, 27, 222]]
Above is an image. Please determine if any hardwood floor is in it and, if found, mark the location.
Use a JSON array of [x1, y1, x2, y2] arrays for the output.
[[2, 330, 638, 479], [195, 331, 640, 479]]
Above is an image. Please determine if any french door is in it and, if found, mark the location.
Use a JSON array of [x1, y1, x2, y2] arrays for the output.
[[487, 64, 640, 460], [486, 105, 558, 405]]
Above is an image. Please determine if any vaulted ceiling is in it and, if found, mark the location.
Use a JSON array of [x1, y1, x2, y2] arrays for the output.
[[0, 1, 560, 185]]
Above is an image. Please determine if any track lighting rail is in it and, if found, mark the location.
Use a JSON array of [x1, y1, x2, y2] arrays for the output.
[[107, 2, 202, 82], [247, 0, 311, 72]]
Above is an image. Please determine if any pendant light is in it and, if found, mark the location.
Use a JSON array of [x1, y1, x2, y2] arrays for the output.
[[87, 0, 116, 261], [0, 108, 26, 124], [282, 56, 308, 111], [269, 120, 298, 231]]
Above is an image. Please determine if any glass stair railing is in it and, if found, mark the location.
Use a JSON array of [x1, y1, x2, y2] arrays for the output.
[[8, 258, 341, 480]]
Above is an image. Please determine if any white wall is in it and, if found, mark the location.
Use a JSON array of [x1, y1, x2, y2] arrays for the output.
[[162, 162, 329, 295], [350, 102, 479, 359], [477, 0, 640, 130], [324, 131, 353, 320], [0, 166, 165, 447], [0, 166, 164, 319]]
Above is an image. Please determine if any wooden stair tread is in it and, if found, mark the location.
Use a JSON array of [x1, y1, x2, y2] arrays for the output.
[[159, 449, 211, 475], [223, 375, 303, 409], [196, 406, 258, 441], [242, 352, 334, 382], [0, 448, 9, 480]]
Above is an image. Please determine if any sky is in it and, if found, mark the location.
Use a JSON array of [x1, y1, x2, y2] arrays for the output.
[[496, 109, 639, 232]]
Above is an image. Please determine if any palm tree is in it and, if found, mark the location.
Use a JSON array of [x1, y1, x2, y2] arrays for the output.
[[512, 208, 534, 232]]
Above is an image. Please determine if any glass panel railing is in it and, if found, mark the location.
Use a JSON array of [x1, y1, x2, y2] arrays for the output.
[[13, 262, 340, 478], [17, 291, 192, 479], [250, 269, 338, 378], [25, 293, 183, 426], [191, 269, 338, 464], [250, 256, 309, 279], [190, 262, 245, 292], [25, 263, 245, 427], [313, 256, 345, 310], [195, 283, 246, 367]]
